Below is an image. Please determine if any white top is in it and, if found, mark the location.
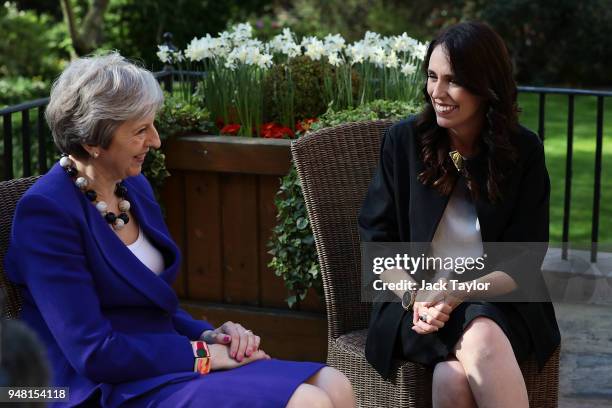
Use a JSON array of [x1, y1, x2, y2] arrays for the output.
[[127, 228, 165, 275], [430, 178, 484, 279]]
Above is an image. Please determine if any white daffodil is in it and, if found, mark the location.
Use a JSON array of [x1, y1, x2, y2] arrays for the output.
[[255, 53, 273, 69], [414, 42, 428, 61], [324, 33, 346, 54], [401, 62, 417, 76], [369, 46, 386, 67], [244, 38, 264, 50], [269, 29, 301, 59], [156, 45, 171, 64], [302, 37, 325, 61], [269, 35, 285, 53], [327, 52, 343, 67], [280, 42, 301, 58], [185, 35, 215, 62], [212, 37, 232, 58], [385, 51, 399, 69], [378, 36, 393, 51], [228, 22, 254, 46], [270, 27, 296, 50], [226, 45, 248, 65], [364, 31, 382, 46], [346, 41, 367, 65], [392, 33, 419, 54]]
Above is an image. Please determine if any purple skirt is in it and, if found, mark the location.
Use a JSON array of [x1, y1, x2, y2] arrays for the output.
[[117, 359, 325, 407]]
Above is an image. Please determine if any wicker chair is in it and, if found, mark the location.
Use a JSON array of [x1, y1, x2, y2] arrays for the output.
[[0, 176, 40, 319], [291, 120, 560, 408]]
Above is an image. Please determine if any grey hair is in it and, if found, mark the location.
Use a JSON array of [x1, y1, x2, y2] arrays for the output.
[[46, 52, 164, 159]]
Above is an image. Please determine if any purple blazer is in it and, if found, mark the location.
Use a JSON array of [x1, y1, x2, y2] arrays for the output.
[[5, 163, 214, 407]]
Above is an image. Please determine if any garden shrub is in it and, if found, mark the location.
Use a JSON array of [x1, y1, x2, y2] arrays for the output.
[[263, 55, 328, 125], [155, 92, 215, 139]]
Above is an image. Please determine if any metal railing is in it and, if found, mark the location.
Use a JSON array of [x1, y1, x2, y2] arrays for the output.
[[517, 86, 612, 262], [0, 79, 609, 260], [0, 69, 202, 179]]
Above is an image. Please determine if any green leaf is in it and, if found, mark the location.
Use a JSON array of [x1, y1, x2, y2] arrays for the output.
[[296, 217, 308, 230]]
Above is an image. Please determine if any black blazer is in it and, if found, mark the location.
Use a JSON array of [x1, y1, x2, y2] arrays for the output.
[[358, 116, 561, 379]]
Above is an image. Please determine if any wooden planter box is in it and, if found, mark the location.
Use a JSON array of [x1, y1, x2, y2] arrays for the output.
[[161, 135, 326, 361]]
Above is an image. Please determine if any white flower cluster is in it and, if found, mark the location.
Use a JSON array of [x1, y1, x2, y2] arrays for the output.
[[225, 45, 273, 69], [269, 28, 302, 59], [156, 45, 183, 64], [181, 23, 273, 70], [160, 23, 427, 76], [344, 31, 426, 74], [184, 34, 231, 61]]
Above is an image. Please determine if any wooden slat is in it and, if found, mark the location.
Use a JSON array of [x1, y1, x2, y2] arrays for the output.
[[185, 171, 223, 301], [165, 136, 292, 175], [299, 287, 325, 313], [180, 301, 327, 362], [258, 175, 289, 308], [161, 171, 186, 297], [221, 174, 259, 304]]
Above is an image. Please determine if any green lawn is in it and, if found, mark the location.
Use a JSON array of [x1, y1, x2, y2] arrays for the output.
[[518, 93, 612, 245]]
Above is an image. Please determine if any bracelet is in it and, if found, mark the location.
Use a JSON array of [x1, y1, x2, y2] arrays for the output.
[[191, 341, 211, 375], [194, 356, 212, 375]]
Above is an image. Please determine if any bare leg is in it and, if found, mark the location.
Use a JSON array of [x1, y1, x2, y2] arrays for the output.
[[453, 317, 529, 408], [286, 383, 333, 408], [306, 367, 356, 408], [432, 357, 477, 408]]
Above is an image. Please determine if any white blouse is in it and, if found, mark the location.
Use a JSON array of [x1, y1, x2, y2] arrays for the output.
[[127, 228, 165, 275], [429, 178, 484, 279]]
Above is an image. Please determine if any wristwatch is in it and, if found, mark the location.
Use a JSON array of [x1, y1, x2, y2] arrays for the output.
[[401, 289, 418, 311]]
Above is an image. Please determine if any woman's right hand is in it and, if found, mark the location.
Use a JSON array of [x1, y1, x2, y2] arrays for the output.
[[209, 343, 271, 371]]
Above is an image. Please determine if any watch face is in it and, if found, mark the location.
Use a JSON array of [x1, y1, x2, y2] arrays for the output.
[[402, 290, 412, 308]]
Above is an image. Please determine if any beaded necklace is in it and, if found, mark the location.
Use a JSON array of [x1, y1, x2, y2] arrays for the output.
[[60, 155, 131, 230]]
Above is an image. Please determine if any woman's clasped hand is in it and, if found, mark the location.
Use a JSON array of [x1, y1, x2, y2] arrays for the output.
[[411, 279, 466, 335], [200, 322, 271, 369]]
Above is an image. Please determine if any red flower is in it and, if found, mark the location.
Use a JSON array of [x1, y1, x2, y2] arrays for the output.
[[277, 127, 295, 138], [260, 122, 278, 138], [260, 122, 295, 139], [220, 124, 241, 135]]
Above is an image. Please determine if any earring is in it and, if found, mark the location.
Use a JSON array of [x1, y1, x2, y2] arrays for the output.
[[91, 151, 99, 159]]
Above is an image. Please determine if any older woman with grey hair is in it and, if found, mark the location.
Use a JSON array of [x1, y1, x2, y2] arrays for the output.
[[6, 52, 354, 408]]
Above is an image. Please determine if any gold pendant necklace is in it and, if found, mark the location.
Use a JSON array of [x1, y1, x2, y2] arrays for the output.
[[449, 150, 465, 173]]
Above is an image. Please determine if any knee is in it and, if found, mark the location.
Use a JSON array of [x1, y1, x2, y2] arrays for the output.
[[454, 317, 510, 364], [322, 367, 355, 405], [286, 384, 334, 408], [433, 360, 472, 406]]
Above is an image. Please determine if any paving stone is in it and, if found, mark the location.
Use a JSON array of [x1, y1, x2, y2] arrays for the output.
[[554, 302, 612, 406]]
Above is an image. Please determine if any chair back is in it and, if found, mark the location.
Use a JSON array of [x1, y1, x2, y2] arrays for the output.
[[291, 120, 394, 339], [0, 176, 40, 318]]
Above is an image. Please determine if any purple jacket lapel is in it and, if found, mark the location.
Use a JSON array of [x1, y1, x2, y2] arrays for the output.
[[51, 163, 181, 314]]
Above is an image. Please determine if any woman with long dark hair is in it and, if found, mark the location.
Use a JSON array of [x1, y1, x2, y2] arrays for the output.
[[359, 21, 560, 407]]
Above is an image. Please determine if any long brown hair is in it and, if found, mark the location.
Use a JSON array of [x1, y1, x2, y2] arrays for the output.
[[416, 21, 519, 203]]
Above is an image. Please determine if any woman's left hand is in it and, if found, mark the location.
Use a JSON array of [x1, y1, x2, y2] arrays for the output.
[[200, 321, 261, 362]]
